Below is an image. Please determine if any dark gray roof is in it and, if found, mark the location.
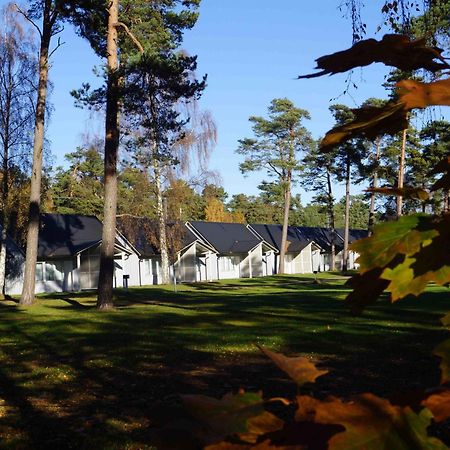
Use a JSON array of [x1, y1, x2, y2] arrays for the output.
[[38, 214, 103, 258], [294, 227, 341, 253], [189, 221, 262, 254], [116, 218, 198, 257], [336, 228, 369, 243], [250, 224, 310, 253]]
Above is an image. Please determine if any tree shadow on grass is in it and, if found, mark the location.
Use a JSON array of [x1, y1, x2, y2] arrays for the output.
[[0, 282, 448, 448]]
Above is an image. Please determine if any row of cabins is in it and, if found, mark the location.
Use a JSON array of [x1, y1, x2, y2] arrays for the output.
[[3, 214, 368, 295]]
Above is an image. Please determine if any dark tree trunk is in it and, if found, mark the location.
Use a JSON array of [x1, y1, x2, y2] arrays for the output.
[[97, 0, 119, 310], [20, 1, 53, 306]]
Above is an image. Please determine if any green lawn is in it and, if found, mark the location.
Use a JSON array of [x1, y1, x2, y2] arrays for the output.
[[0, 274, 448, 449]]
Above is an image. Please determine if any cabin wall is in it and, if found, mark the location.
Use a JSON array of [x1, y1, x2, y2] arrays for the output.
[[4, 250, 25, 296]]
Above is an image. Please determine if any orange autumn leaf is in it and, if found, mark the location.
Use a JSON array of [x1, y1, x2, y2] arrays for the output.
[[366, 186, 430, 201], [320, 102, 408, 152], [397, 78, 450, 110], [295, 394, 448, 450], [257, 346, 328, 386], [422, 390, 450, 422], [298, 34, 449, 79]]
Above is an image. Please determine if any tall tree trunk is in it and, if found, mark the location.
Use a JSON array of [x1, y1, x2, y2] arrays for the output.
[[278, 176, 291, 274], [326, 165, 336, 271], [0, 57, 12, 297], [342, 158, 351, 272], [396, 128, 407, 218], [20, 2, 53, 306], [368, 137, 381, 235], [154, 156, 170, 284], [0, 123, 9, 297], [97, 0, 119, 310]]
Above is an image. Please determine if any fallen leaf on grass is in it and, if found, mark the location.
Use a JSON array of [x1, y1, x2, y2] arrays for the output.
[[257, 346, 328, 386]]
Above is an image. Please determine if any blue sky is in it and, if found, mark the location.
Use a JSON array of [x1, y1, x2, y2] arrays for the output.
[[4, 1, 400, 202]]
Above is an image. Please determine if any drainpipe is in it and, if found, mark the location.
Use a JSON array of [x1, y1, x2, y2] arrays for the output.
[[248, 251, 253, 278]]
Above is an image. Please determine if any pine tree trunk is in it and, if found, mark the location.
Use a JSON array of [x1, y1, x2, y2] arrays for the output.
[[368, 137, 381, 235], [154, 157, 170, 284], [342, 158, 351, 272], [396, 128, 407, 218], [278, 176, 291, 274], [20, 2, 52, 306], [326, 166, 336, 271], [97, 0, 119, 310]]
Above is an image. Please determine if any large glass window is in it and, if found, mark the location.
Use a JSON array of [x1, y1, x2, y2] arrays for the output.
[[36, 263, 44, 282], [36, 261, 64, 282], [219, 256, 239, 272]]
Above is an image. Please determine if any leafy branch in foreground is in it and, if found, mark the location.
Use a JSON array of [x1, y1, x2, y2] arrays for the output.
[[170, 346, 450, 449]]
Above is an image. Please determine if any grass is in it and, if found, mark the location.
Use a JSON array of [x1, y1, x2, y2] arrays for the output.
[[0, 273, 448, 449]]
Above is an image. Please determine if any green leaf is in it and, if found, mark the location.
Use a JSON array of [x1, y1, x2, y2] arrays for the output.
[[257, 345, 328, 386], [181, 391, 283, 444], [381, 256, 429, 301], [351, 215, 437, 273]]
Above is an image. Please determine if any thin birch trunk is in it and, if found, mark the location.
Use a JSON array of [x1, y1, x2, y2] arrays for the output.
[[342, 158, 351, 272], [0, 126, 9, 296], [97, 0, 119, 310], [0, 53, 11, 296], [326, 166, 336, 271], [368, 137, 381, 235], [20, 1, 53, 306], [396, 128, 407, 218], [154, 156, 170, 284]]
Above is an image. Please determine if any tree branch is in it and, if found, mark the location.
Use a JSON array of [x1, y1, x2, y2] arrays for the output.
[[114, 22, 144, 54], [49, 36, 65, 59], [15, 4, 42, 38]]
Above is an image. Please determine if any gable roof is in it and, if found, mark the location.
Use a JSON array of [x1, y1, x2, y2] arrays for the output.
[[249, 224, 311, 253], [295, 227, 342, 253], [116, 217, 201, 257], [188, 221, 266, 254], [38, 214, 103, 258]]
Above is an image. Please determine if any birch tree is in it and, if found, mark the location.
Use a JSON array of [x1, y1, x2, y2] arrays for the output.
[[0, 4, 36, 296]]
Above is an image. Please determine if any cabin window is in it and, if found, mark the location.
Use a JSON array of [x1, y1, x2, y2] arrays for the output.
[[36, 261, 64, 282], [143, 259, 152, 276], [36, 263, 44, 282]]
